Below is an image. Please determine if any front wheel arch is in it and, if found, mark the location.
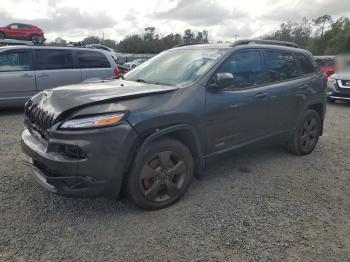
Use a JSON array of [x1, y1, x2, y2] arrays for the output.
[[124, 125, 204, 181]]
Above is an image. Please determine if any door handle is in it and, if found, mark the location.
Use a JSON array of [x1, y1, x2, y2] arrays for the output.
[[297, 84, 308, 89], [37, 73, 49, 78], [254, 92, 268, 99], [21, 73, 33, 78]]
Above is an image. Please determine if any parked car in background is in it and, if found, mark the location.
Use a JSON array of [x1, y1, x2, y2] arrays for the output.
[[0, 46, 121, 107], [124, 58, 147, 69], [315, 56, 336, 78], [327, 55, 350, 103], [0, 23, 45, 43], [86, 44, 119, 63], [21, 40, 326, 210]]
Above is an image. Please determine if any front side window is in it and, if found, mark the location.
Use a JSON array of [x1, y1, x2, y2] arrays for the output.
[[35, 49, 74, 70], [215, 50, 266, 89], [296, 54, 315, 75], [9, 24, 19, 29], [0, 50, 32, 72], [124, 48, 229, 87], [265, 50, 299, 82], [78, 51, 110, 68]]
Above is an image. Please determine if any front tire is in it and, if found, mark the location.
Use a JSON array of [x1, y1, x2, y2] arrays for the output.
[[287, 109, 322, 155], [126, 137, 194, 210], [0, 32, 5, 39]]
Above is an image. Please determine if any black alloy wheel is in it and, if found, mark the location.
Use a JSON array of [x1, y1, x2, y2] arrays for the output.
[[127, 138, 193, 210], [299, 116, 319, 152], [288, 109, 321, 155]]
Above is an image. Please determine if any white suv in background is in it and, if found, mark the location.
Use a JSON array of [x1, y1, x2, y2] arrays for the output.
[[0, 46, 121, 107]]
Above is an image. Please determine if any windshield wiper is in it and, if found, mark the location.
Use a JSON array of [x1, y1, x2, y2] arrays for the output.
[[136, 79, 147, 83]]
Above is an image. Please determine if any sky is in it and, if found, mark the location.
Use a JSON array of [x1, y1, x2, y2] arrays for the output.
[[1, 0, 350, 42]]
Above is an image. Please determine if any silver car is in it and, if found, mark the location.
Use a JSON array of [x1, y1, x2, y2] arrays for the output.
[[0, 46, 120, 107]]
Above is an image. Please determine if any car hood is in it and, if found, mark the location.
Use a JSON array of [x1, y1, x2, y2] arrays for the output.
[[29, 79, 178, 117], [332, 72, 350, 80]]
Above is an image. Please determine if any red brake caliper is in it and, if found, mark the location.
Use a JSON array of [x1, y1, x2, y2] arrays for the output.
[[143, 158, 160, 190]]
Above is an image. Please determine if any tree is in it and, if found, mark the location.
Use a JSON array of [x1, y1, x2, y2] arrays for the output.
[[83, 36, 101, 45], [49, 37, 67, 46], [313, 15, 333, 36], [183, 29, 195, 44], [263, 18, 312, 48], [103, 39, 117, 50]]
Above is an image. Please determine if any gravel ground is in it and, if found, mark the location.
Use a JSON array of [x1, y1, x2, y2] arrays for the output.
[[0, 104, 349, 261]]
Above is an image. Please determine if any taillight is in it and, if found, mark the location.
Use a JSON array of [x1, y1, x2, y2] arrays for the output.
[[114, 67, 121, 77]]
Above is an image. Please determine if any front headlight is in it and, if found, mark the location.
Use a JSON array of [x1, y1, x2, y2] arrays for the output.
[[60, 112, 125, 130], [327, 78, 337, 90]]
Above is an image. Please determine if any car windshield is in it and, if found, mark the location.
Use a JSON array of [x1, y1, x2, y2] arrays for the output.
[[124, 48, 229, 87]]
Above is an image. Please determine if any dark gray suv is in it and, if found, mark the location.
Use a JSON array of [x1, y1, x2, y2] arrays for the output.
[[21, 40, 326, 210]]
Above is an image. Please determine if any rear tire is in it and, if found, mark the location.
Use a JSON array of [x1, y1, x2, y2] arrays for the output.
[[126, 137, 194, 210], [287, 110, 321, 155]]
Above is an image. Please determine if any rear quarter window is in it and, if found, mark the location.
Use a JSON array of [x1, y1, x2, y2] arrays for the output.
[[77, 51, 111, 69], [296, 53, 315, 75]]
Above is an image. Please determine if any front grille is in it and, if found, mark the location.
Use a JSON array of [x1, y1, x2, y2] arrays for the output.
[[341, 80, 350, 87], [25, 101, 57, 140]]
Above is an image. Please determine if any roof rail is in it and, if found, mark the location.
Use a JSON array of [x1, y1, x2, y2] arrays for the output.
[[173, 42, 203, 48], [232, 39, 300, 48]]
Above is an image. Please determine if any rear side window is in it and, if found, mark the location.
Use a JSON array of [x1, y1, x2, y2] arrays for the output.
[[77, 51, 110, 68], [319, 59, 335, 67], [264, 50, 299, 82], [296, 54, 315, 75], [35, 49, 74, 70], [0, 50, 32, 72], [216, 50, 267, 89]]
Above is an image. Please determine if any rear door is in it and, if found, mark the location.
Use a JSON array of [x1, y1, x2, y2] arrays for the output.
[[261, 49, 303, 133], [0, 49, 36, 105], [77, 50, 114, 81], [34, 49, 82, 91]]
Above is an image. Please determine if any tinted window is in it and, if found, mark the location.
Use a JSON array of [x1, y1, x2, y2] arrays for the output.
[[265, 50, 299, 82], [319, 59, 335, 67], [296, 54, 315, 75], [18, 24, 31, 29], [77, 51, 110, 68], [35, 49, 74, 70], [0, 50, 32, 72], [216, 50, 266, 89]]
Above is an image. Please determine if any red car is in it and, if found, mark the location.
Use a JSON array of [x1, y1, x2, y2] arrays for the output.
[[0, 23, 45, 42], [315, 56, 336, 78]]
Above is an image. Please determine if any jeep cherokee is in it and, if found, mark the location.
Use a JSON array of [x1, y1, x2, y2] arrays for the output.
[[21, 40, 326, 210]]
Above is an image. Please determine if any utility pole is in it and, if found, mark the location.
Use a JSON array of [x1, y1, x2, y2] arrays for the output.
[[233, 34, 239, 42]]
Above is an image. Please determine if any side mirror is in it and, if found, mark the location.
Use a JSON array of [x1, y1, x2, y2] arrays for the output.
[[209, 72, 234, 90]]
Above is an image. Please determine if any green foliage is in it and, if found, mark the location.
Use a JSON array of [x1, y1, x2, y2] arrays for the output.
[[117, 28, 208, 53], [265, 15, 350, 55], [263, 18, 312, 48], [307, 16, 350, 55]]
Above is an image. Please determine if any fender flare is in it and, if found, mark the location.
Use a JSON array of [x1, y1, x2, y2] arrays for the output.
[[136, 124, 205, 171]]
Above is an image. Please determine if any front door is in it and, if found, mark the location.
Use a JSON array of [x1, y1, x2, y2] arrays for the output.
[[204, 49, 271, 155]]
